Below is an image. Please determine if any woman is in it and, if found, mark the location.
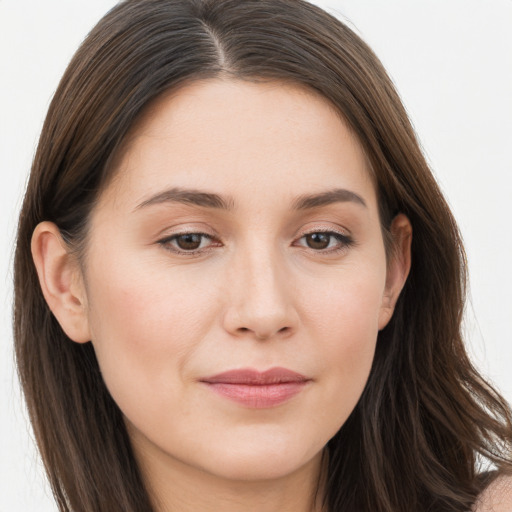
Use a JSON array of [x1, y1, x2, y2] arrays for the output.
[[13, 0, 512, 511]]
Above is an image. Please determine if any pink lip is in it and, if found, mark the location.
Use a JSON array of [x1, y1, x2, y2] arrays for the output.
[[200, 367, 310, 408]]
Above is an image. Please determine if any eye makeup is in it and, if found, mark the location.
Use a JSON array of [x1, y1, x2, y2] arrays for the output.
[[157, 227, 354, 258]]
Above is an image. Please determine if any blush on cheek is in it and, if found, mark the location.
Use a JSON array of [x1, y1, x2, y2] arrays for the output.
[[314, 284, 380, 388]]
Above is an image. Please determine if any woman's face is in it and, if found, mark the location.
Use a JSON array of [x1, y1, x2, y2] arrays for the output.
[[75, 79, 407, 483]]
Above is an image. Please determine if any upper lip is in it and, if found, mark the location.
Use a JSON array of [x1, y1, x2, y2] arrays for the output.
[[200, 367, 309, 385]]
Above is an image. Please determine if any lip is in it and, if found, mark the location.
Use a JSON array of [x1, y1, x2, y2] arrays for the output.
[[200, 367, 310, 408]]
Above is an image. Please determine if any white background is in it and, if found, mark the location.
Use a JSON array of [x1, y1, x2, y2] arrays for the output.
[[1, 1, 511, 510]]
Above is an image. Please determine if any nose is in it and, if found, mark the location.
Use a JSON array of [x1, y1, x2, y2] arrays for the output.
[[222, 247, 298, 341]]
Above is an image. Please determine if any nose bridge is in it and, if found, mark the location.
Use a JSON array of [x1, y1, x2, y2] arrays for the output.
[[223, 236, 297, 339]]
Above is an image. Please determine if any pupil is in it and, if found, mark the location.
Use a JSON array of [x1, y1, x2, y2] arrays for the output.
[[307, 233, 330, 249], [177, 234, 202, 250]]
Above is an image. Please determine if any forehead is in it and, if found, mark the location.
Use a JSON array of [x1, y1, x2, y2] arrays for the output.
[[99, 78, 377, 213]]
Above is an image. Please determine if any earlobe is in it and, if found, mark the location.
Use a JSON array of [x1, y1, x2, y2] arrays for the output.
[[31, 221, 91, 343], [378, 213, 412, 330]]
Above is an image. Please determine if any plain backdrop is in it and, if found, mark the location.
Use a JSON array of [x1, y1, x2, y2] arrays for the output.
[[1, 1, 511, 510]]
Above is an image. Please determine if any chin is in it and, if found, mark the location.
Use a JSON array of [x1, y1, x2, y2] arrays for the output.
[[194, 431, 325, 482]]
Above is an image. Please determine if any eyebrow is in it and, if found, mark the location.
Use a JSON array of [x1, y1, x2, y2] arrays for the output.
[[135, 187, 235, 211], [292, 188, 367, 209], [134, 186, 366, 211]]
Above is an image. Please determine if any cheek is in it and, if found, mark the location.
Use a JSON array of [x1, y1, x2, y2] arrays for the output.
[[299, 261, 386, 418], [83, 252, 219, 411], [303, 258, 386, 345]]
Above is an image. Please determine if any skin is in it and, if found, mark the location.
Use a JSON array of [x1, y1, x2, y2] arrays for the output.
[[473, 476, 512, 512], [32, 79, 413, 512]]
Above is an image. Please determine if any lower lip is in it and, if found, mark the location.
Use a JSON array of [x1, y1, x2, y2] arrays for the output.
[[203, 382, 308, 408]]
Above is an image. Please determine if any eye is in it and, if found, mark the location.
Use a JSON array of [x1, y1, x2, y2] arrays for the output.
[[158, 232, 219, 254], [295, 230, 353, 253]]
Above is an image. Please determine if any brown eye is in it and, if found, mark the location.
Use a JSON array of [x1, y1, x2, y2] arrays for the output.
[[305, 232, 331, 250], [295, 231, 353, 253], [159, 232, 217, 254], [175, 233, 204, 250]]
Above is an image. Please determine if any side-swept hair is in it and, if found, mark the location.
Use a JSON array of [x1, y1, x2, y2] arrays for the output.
[[14, 1, 512, 510]]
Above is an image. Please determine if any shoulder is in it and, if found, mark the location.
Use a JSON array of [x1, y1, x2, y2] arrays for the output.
[[473, 474, 512, 512]]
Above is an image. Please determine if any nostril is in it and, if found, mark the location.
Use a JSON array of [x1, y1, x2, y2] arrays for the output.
[[236, 326, 292, 337]]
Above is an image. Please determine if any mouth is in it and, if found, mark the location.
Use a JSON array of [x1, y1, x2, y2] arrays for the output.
[[199, 367, 310, 408]]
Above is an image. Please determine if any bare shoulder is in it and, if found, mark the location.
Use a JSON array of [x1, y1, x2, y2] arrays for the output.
[[473, 474, 512, 512]]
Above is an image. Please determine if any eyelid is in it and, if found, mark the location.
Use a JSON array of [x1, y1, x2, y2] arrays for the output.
[[157, 230, 221, 256], [156, 224, 354, 257], [293, 225, 354, 254], [296, 223, 351, 240], [299, 226, 349, 237]]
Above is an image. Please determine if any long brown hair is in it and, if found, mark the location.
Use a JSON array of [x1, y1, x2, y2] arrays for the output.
[[13, 0, 512, 510]]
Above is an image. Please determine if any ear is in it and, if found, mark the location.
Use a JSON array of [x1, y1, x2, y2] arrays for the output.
[[378, 213, 412, 330], [31, 221, 91, 343]]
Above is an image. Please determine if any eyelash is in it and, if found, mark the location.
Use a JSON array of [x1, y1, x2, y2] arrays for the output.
[[294, 229, 354, 254], [157, 229, 354, 257], [158, 232, 220, 256]]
